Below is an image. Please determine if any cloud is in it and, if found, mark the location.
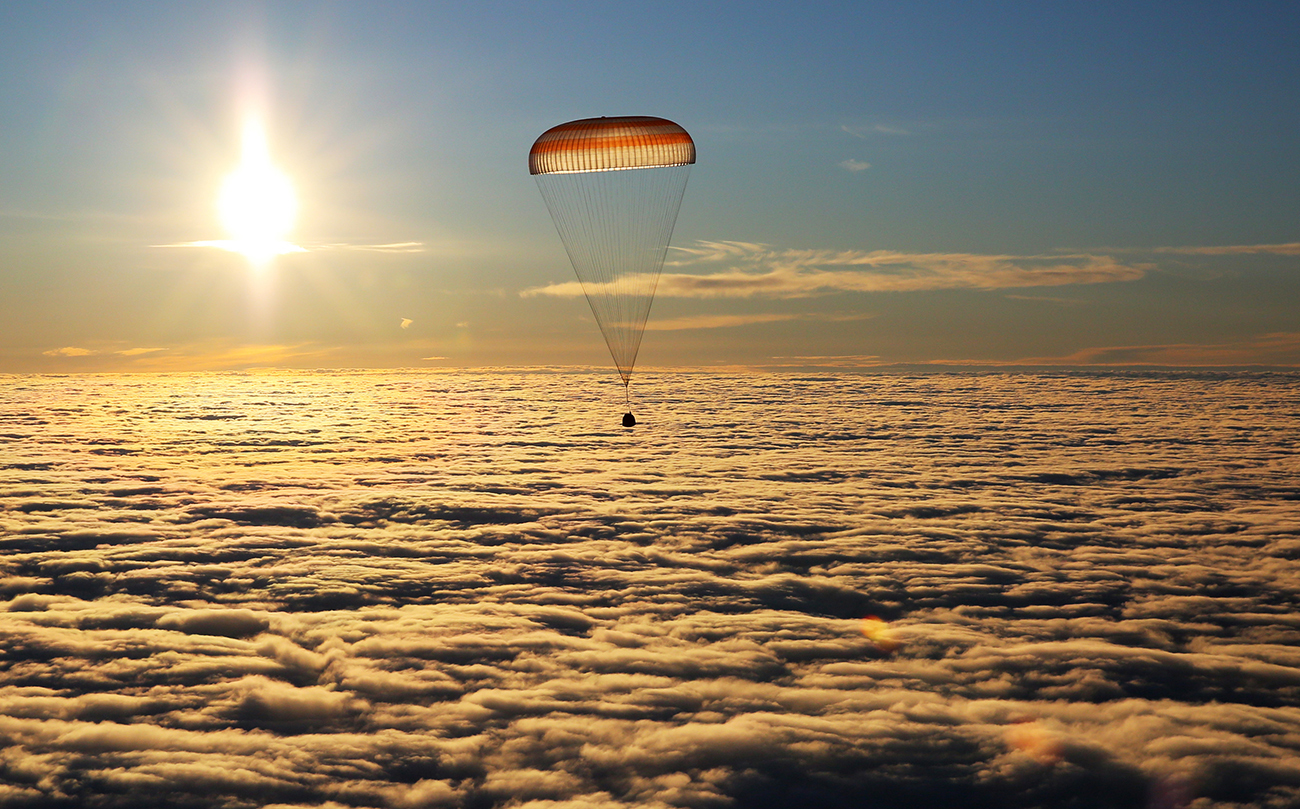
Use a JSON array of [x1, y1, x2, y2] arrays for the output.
[[116, 347, 167, 356], [842, 124, 911, 138], [40, 346, 165, 361], [161, 240, 307, 255], [1152, 242, 1300, 256], [1004, 294, 1089, 306], [644, 312, 870, 331], [144, 343, 343, 371], [839, 159, 872, 172], [314, 242, 426, 253], [156, 609, 271, 638], [2, 370, 1300, 807], [523, 241, 1147, 299], [37, 343, 348, 370], [645, 313, 797, 330], [767, 354, 882, 366], [41, 346, 95, 357], [154, 241, 425, 254], [1014, 332, 1300, 366]]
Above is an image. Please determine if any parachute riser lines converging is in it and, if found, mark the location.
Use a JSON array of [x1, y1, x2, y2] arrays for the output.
[[530, 116, 695, 426], [535, 164, 689, 384]]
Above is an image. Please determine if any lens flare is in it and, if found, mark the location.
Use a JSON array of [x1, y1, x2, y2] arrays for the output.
[[861, 616, 901, 654], [1147, 774, 1193, 809], [1004, 721, 1065, 764]]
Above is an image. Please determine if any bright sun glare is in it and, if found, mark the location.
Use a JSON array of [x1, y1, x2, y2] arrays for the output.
[[216, 119, 302, 264]]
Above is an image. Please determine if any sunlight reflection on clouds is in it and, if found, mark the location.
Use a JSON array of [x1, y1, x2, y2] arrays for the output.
[[0, 370, 1298, 807]]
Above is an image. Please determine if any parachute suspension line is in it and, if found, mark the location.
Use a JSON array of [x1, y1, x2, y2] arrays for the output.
[[622, 379, 636, 428], [535, 164, 691, 387], [531, 116, 694, 427]]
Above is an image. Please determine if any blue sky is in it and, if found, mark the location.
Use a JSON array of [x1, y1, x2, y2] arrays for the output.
[[1, 1, 1297, 371]]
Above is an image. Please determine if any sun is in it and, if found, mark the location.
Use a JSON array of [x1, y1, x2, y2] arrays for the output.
[[216, 119, 303, 264]]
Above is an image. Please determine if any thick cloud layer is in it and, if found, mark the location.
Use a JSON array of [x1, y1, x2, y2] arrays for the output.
[[1, 370, 1298, 808]]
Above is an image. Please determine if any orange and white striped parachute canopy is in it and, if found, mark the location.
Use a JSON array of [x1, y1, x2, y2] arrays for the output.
[[529, 116, 695, 175]]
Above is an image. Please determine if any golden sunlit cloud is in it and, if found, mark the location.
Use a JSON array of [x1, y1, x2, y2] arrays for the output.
[[39, 346, 165, 360], [767, 354, 882, 367], [644, 313, 801, 330], [771, 354, 880, 360], [522, 241, 1148, 299], [643, 312, 872, 331], [316, 242, 426, 253], [115, 347, 167, 356], [41, 347, 95, 357], [114, 342, 340, 371]]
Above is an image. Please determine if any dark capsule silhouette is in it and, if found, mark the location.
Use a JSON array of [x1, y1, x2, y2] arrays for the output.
[[622, 412, 636, 428]]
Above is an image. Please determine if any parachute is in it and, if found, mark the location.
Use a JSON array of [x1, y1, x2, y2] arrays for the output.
[[530, 116, 695, 426]]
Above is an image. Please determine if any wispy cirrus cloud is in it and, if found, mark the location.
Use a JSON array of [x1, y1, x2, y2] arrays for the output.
[[38, 342, 346, 370], [841, 123, 911, 138], [1004, 293, 1090, 306], [1152, 242, 1300, 256], [115, 347, 167, 357], [41, 346, 95, 357], [645, 313, 798, 331], [153, 241, 424, 254], [523, 241, 1147, 299], [1015, 332, 1300, 366], [767, 353, 882, 366], [42, 346, 166, 358], [644, 312, 871, 331], [155, 239, 306, 255], [312, 242, 426, 253], [839, 159, 872, 172]]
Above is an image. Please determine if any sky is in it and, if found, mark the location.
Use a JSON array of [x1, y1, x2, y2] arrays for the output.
[[1, 1, 1298, 373], [2, 370, 1299, 807]]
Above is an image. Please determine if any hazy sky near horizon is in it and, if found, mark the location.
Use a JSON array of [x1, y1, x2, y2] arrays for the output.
[[1, 1, 1298, 372]]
